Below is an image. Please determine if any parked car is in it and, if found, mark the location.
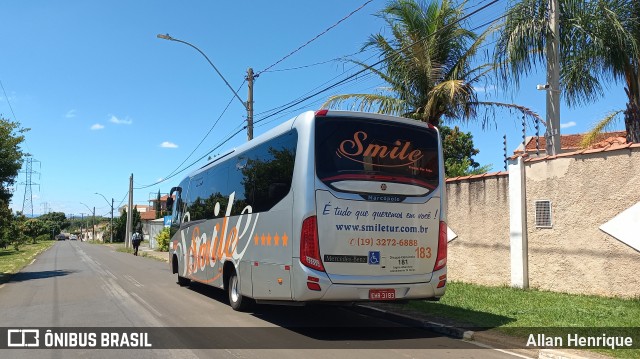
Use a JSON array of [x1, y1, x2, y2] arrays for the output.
[[56, 234, 66, 241]]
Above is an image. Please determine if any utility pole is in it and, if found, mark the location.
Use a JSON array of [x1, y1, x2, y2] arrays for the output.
[[247, 68, 254, 141], [80, 213, 84, 241], [126, 174, 133, 248], [545, 0, 561, 155], [110, 198, 114, 243], [92, 207, 95, 242]]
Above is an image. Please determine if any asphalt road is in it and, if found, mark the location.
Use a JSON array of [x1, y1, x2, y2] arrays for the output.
[[0, 241, 527, 359]]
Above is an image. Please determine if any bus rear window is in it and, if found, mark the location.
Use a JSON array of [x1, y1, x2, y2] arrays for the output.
[[315, 116, 439, 194]]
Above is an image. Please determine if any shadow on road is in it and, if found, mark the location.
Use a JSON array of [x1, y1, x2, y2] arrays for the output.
[[8, 269, 76, 283], [181, 282, 501, 348]]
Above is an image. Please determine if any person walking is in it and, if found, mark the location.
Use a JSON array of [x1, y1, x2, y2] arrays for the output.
[[132, 227, 143, 256]]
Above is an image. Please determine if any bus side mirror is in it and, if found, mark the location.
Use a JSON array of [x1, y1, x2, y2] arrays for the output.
[[167, 186, 181, 209]]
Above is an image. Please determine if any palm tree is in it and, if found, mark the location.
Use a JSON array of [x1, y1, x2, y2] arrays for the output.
[[495, 0, 640, 145], [322, 0, 541, 127]]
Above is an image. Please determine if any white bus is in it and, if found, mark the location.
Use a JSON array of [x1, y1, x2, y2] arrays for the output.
[[167, 110, 447, 311]]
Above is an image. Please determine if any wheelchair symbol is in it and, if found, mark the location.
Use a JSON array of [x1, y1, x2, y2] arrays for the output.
[[368, 251, 380, 265]]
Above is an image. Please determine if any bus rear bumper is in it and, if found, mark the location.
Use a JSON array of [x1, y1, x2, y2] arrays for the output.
[[292, 265, 446, 302], [319, 281, 444, 301]]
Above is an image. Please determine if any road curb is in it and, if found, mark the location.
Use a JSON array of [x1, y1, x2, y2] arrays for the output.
[[351, 304, 611, 359], [352, 304, 474, 340]]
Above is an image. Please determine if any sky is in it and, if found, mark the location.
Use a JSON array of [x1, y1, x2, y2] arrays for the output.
[[1, 0, 629, 218]]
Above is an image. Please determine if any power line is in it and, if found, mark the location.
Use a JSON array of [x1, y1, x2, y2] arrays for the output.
[[255, 0, 374, 77], [133, 124, 247, 190], [260, 48, 374, 74], [0, 79, 17, 122], [135, 0, 502, 190], [135, 82, 245, 189], [254, 0, 502, 125]]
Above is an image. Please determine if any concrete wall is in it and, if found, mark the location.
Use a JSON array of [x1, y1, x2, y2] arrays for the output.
[[445, 147, 640, 298], [446, 174, 511, 287], [524, 149, 640, 297]]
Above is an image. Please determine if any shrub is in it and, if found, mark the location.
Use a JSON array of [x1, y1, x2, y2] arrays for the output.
[[156, 227, 170, 252], [35, 234, 49, 243]]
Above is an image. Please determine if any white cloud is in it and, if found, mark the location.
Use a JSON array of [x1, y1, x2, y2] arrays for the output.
[[65, 109, 77, 118], [91, 123, 105, 130], [160, 141, 178, 148], [109, 115, 132, 125], [560, 121, 577, 129]]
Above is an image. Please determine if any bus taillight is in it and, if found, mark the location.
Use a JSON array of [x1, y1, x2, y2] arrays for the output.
[[300, 216, 325, 272], [433, 221, 447, 271]]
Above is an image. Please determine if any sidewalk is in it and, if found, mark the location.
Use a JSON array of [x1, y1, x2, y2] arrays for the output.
[[352, 304, 615, 359], [114, 243, 614, 359], [138, 243, 169, 262]]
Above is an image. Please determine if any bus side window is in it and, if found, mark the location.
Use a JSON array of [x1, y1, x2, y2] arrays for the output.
[[228, 131, 297, 214]]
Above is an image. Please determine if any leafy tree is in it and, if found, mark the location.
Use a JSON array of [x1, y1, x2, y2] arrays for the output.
[[0, 199, 13, 249], [495, 0, 640, 144], [114, 209, 127, 242], [38, 212, 69, 232], [24, 218, 49, 239], [133, 206, 142, 232], [113, 207, 142, 242], [155, 189, 162, 219], [440, 125, 492, 177], [0, 117, 28, 203], [9, 212, 28, 250], [322, 0, 539, 175]]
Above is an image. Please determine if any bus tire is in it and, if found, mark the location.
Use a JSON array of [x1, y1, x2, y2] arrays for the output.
[[228, 272, 250, 311], [177, 274, 190, 286]]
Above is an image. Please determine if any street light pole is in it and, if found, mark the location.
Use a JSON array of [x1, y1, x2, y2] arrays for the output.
[[95, 192, 114, 243], [157, 33, 254, 140], [80, 202, 95, 241]]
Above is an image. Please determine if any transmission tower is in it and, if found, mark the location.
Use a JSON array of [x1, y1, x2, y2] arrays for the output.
[[20, 156, 40, 217]]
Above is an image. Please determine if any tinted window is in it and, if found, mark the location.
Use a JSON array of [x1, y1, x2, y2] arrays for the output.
[[315, 117, 439, 192], [186, 164, 229, 221], [229, 131, 297, 214]]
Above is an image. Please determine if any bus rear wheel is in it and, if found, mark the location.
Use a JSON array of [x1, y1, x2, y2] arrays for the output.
[[228, 272, 250, 311]]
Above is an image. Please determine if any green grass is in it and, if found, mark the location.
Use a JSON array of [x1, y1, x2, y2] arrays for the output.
[[412, 282, 639, 327], [403, 281, 640, 358], [0, 241, 55, 284], [116, 246, 147, 257]]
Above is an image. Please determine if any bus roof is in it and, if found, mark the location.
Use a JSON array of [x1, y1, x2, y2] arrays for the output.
[[186, 110, 433, 179]]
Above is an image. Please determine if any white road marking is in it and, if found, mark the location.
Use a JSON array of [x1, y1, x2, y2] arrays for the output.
[[124, 274, 143, 287], [468, 340, 536, 358], [130, 292, 163, 317]]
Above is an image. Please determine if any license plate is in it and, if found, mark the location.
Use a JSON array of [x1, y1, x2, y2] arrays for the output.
[[369, 289, 395, 300]]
